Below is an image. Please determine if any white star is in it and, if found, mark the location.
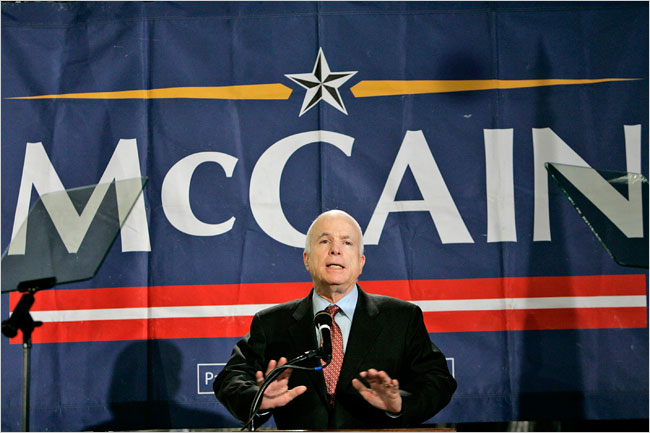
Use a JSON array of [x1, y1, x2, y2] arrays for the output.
[[285, 48, 358, 116]]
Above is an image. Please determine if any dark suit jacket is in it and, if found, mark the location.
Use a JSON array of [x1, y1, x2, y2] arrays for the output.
[[213, 286, 457, 429]]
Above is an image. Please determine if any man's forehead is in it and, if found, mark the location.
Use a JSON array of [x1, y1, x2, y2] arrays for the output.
[[316, 231, 354, 239], [316, 214, 356, 232], [314, 216, 360, 235]]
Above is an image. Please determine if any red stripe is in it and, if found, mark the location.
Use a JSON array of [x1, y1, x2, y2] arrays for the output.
[[10, 282, 313, 311], [21, 319, 149, 344], [18, 317, 256, 344], [14, 307, 646, 344], [149, 317, 253, 340], [422, 307, 648, 333], [362, 274, 646, 300], [10, 274, 646, 311]]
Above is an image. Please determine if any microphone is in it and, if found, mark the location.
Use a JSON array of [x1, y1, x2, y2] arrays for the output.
[[313, 310, 333, 363], [1, 291, 42, 339]]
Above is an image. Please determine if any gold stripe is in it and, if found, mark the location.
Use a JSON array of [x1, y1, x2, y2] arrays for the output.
[[350, 78, 640, 97], [8, 84, 293, 100]]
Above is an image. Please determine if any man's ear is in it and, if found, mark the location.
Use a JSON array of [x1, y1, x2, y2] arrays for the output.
[[303, 251, 310, 270]]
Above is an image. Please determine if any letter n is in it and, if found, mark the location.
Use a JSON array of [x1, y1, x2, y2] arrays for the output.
[[533, 126, 643, 241]]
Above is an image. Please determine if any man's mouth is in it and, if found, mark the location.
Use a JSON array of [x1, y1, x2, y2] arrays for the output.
[[327, 264, 345, 269]]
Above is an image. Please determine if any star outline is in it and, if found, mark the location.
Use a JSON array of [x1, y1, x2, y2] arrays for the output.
[[285, 47, 358, 117]]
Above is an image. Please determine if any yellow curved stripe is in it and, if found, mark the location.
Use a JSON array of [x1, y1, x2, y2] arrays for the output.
[[350, 78, 640, 97], [8, 84, 293, 100]]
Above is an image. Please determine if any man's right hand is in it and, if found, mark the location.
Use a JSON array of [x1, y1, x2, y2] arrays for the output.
[[256, 357, 307, 410]]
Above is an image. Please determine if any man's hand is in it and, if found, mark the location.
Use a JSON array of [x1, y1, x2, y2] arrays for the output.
[[351, 369, 402, 414], [256, 357, 307, 411]]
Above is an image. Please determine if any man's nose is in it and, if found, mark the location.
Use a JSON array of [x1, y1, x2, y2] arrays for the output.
[[329, 243, 342, 254]]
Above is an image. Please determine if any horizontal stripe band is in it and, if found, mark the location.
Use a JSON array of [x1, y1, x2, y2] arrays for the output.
[[10, 275, 647, 311], [28, 304, 275, 322], [7, 275, 646, 343], [23, 295, 647, 323], [422, 307, 648, 333], [10, 307, 647, 344], [350, 78, 640, 97], [8, 84, 293, 100], [416, 295, 647, 312], [10, 79, 638, 100]]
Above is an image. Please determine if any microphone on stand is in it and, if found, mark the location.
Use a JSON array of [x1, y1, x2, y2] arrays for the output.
[[314, 310, 333, 363]]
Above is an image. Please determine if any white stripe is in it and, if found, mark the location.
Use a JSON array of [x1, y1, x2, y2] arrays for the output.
[[29, 303, 275, 323], [25, 296, 647, 323], [411, 296, 647, 312]]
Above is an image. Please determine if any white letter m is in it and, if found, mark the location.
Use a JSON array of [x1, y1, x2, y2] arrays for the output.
[[8, 139, 150, 255]]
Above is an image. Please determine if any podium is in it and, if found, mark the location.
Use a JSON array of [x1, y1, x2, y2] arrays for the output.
[[1, 177, 147, 431]]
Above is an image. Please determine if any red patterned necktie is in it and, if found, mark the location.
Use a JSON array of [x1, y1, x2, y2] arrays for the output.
[[323, 304, 343, 405]]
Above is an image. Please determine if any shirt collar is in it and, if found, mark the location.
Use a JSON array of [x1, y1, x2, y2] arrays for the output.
[[312, 284, 359, 319]]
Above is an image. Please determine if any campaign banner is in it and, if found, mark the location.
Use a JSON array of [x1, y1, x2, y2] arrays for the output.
[[1, 2, 648, 431]]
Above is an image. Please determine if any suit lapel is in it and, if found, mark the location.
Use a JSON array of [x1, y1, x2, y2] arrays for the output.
[[337, 287, 382, 393], [288, 291, 329, 406]]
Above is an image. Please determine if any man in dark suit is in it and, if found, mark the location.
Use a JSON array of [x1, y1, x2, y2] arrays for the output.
[[213, 210, 456, 429]]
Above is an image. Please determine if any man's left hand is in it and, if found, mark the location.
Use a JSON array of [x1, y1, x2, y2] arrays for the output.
[[351, 369, 402, 414]]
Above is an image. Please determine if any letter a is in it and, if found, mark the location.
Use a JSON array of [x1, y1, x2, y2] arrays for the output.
[[365, 130, 473, 244]]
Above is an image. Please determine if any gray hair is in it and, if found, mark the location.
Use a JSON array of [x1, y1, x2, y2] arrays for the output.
[[304, 210, 364, 257]]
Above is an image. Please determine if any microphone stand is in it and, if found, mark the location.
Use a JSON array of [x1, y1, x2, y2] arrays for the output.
[[242, 349, 329, 431], [1, 277, 56, 432]]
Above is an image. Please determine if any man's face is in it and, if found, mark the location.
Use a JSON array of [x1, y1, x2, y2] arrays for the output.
[[303, 213, 365, 297]]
